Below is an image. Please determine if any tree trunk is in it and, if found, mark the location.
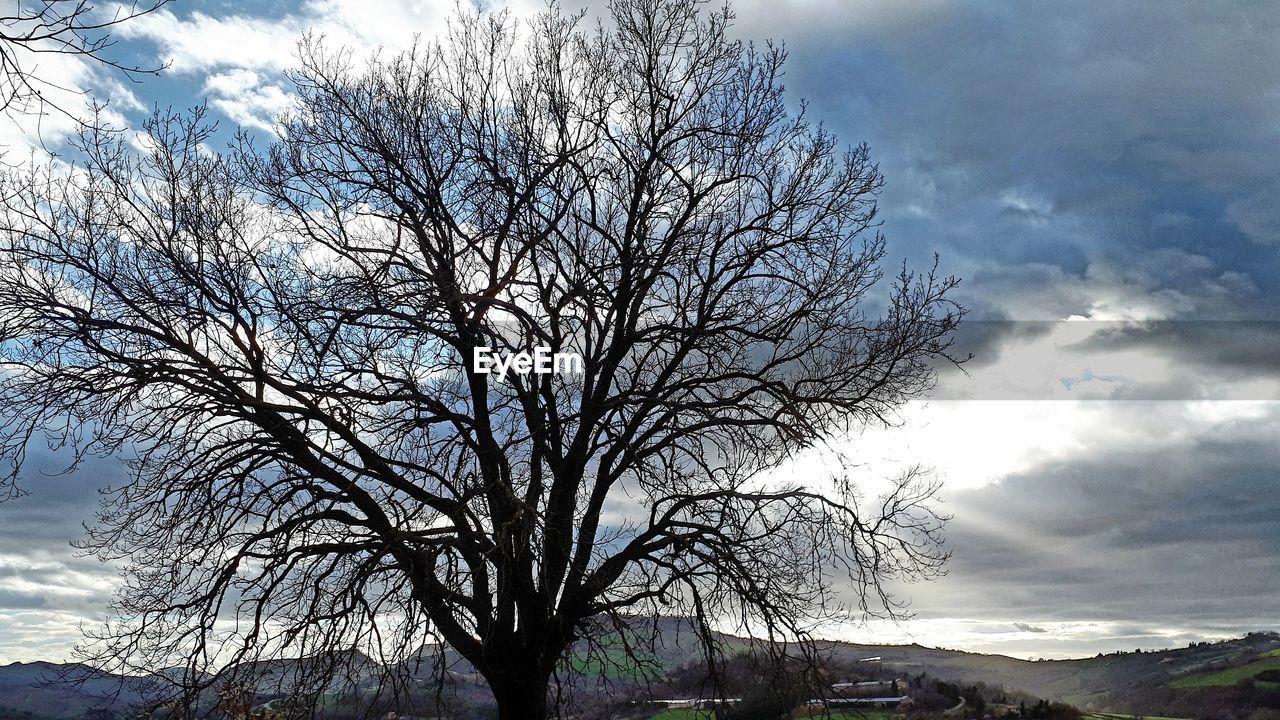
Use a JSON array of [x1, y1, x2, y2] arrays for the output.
[[491, 671, 552, 720]]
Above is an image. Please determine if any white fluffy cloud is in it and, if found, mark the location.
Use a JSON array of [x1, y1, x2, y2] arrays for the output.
[[113, 0, 561, 133], [118, 0, 540, 76], [0, 41, 135, 154], [204, 69, 294, 133]]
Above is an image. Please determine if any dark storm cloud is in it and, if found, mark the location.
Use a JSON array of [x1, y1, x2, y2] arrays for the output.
[[1071, 321, 1280, 381], [731, 2, 1280, 402], [927, 320, 1280, 400], [936, 316, 1055, 370], [0, 450, 121, 548], [920, 413, 1280, 627], [733, 1, 1280, 320]]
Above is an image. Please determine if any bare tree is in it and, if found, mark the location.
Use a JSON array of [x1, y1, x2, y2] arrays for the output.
[[0, 1, 962, 718], [0, 0, 170, 124]]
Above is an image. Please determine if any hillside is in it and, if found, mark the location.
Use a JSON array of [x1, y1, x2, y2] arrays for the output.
[[815, 631, 1280, 717], [1, 626, 1277, 718], [0, 662, 153, 719]]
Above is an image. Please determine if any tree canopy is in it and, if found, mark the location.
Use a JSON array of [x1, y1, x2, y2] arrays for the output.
[[0, 1, 963, 717]]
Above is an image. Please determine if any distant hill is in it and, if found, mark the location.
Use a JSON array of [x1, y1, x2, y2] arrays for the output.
[[816, 630, 1280, 717], [0, 661, 152, 719], [1, 625, 1277, 718]]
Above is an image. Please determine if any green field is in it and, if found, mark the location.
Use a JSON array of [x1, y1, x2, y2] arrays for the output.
[[564, 646, 658, 680], [1084, 714, 1191, 720], [647, 710, 714, 720], [646, 710, 897, 720], [1168, 652, 1280, 689]]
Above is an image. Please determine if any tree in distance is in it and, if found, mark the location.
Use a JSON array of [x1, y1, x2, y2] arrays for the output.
[[0, 1, 963, 717]]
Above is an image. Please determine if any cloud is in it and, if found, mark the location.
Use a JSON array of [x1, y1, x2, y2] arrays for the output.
[[115, 9, 305, 75], [0, 589, 48, 610], [111, 0, 550, 134], [1227, 185, 1280, 246], [0, 44, 124, 153], [961, 250, 1266, 323], [734, 0, 951, 39], [203, 70, 294, 134], [103, 0, 1280, 321], [750, 1, 1280, 324], [1071, 321, 1280, 387], [0, 451, 124, 662], [118, 0, 490, 76], [926, 405, 1280, 622], [823, 399, 1280, 658], [927, 317, 1280, 401]]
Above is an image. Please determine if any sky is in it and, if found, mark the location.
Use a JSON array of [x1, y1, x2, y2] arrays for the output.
[[0, 0, 1278, 663]]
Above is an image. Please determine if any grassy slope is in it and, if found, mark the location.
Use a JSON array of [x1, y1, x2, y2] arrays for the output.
[[1168, 651, 1280, 689], [1085, 707, 1192, 712], [647, 711, 713, 720], [839, 635, 1280, 710]]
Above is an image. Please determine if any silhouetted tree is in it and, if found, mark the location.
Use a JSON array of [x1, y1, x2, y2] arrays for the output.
[[0, 1, 962, 717]]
